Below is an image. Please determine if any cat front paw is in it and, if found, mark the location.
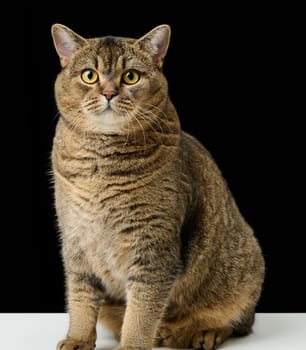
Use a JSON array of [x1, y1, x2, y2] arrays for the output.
[[57, 338, 95, 350], [116, 347, 151, 350]]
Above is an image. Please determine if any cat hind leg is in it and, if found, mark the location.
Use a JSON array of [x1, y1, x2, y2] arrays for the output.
[[156, 308, 255, 349], [190, 307, 255, 349], [156, 325, 233, 350], [155, 325, 191, 348], [232, 307, 255, 336], [191, 327, 233, 350]]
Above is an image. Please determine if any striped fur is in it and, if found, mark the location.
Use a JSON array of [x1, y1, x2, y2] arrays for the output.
[[51, 24, 265, 350]]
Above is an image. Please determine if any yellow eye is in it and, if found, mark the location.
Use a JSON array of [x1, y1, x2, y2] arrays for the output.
[[122, 70, 140, 85], [81, 69, 99, 84]]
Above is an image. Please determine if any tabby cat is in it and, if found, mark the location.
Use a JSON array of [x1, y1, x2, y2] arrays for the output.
[[51, 23, 265, 350]]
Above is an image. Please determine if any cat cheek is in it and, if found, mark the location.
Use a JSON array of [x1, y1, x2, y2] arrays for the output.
[[126, 84, 147, 100]]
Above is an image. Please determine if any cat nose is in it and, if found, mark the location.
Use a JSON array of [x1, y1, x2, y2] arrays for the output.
[[102, 90, 118, 101]]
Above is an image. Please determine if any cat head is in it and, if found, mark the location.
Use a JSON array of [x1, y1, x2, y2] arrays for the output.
[[51, 24, 171, 135]]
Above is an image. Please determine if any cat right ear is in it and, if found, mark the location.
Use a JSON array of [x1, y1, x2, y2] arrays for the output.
[[51, 24, 88, 67], [135, 24, 171, 69]]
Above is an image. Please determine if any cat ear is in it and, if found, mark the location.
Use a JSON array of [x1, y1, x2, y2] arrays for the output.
[[135, 24, 171, 68], [51, 24, 88, 67]]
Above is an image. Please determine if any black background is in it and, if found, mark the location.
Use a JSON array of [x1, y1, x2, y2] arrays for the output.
[[5, 5, 305, 313]]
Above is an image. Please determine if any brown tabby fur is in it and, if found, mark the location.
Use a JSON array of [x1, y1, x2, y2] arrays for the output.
[[51, 23, 265, 350]]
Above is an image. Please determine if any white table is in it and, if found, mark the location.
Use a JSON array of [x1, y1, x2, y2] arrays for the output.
[[1, 313, 305, 350]]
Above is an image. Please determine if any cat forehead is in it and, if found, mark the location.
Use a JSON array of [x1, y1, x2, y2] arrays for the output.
[[100, 36, 135, 45], [83, 36, 138, 62], [90, 35, 136, 54], [75, 36, 151, 71]]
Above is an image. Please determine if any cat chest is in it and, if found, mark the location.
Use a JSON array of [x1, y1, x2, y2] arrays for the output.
[[78, 215, 130, 282], [59, 192, 133, 288]]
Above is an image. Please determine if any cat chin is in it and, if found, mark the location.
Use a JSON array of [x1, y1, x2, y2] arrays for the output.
[[87, 110, 129, 135]]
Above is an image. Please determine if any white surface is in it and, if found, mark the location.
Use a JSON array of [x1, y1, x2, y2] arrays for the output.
[[0, 313, 305, 350]]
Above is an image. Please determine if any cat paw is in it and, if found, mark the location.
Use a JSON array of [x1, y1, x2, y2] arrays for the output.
[[191, 327, 233, 350], [116, 347, 150, 350], [57, 338, 96, 350], [155, 326, 189, 348]]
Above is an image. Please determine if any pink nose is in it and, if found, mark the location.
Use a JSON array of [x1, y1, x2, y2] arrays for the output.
[[102, 90, 117, 101]]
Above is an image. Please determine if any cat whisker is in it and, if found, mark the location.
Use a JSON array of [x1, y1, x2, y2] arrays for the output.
[[123, 102, 162, 145], [123, 110, 131, 149], [51, 111, 62, 125], [83, 97, 100, 108], [142, 102, 176, 134], [142, 104, 173, 134], [125, 109, 147, 146], [133, 109, 164, 146], [69, 114, 84, 133], [132, 104, 170, 143], [142, 102, 169, 120], [140, 108, 166, 135]]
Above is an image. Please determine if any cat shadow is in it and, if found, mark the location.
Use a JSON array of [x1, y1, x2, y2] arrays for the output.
[[219, 314, 302, 349]]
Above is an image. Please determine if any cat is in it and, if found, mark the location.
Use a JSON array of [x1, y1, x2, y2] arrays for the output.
[[51, 23, 265, 350]]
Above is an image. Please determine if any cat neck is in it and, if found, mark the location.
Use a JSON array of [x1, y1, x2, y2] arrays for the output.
[[52, 99, 181, 181], [56, 99, 180, 152]]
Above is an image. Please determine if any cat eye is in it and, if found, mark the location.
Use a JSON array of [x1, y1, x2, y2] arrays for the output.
[[122, 70, 140, 85], [81, 69, 99, 84]]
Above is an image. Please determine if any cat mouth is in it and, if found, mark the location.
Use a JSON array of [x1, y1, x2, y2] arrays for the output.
[[102, 101, 119, 114], [104, 102, 113, 111]]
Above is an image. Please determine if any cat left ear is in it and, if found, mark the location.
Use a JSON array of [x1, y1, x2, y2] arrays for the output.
[[51, 24, 88, 67], [135, 24, 171, 69]]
